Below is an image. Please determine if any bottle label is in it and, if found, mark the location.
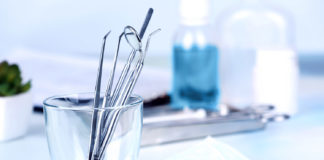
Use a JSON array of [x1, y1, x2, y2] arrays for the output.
[[254, 49, 298, 114]]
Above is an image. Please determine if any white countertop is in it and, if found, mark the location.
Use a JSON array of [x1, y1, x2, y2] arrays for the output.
[[1, 100, 324, 160]]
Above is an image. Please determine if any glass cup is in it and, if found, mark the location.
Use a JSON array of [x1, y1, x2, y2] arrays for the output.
[[43, 93, 143, 160]]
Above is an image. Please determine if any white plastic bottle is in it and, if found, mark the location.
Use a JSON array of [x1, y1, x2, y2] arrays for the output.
[[217, 0, 298, 114]]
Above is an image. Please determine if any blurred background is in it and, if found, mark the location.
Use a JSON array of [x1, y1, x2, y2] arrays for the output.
[[1, 0, 324, 56]]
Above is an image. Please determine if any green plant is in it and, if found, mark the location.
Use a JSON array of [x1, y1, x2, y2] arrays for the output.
[[0, 61, 31, 97]]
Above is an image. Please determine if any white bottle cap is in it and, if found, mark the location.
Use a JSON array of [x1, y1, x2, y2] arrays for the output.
[[180, 0, 210, 25]]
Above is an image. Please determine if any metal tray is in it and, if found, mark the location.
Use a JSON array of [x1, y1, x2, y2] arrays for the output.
[[141, 105, 288, 146]]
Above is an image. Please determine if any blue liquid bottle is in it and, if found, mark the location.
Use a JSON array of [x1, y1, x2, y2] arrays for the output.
[[171, 0, 219, 110]]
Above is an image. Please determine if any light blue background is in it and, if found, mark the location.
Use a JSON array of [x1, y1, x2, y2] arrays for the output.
[[1, 0, 324, 55]]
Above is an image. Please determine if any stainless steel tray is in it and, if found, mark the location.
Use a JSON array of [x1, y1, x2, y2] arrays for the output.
[[141, 105, 288, 146]]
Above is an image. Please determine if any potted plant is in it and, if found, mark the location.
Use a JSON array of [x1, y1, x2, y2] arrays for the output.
[[0, 61, 32, 141]]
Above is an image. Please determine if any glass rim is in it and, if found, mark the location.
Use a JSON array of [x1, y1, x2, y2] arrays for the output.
[[43, 92, 143, 111]]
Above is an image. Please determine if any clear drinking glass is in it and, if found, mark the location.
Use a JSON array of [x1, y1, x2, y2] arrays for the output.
[[43, 93, 143, 160]]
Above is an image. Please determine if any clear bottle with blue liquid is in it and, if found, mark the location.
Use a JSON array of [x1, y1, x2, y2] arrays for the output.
[[171, 0, 219, 110]]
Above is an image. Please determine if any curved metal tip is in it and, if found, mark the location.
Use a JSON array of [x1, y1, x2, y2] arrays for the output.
[[149, 28, 161, 36], [142, 28, 161, 58], [124, 26, 141, 51], [103, 30, 111, 39]]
